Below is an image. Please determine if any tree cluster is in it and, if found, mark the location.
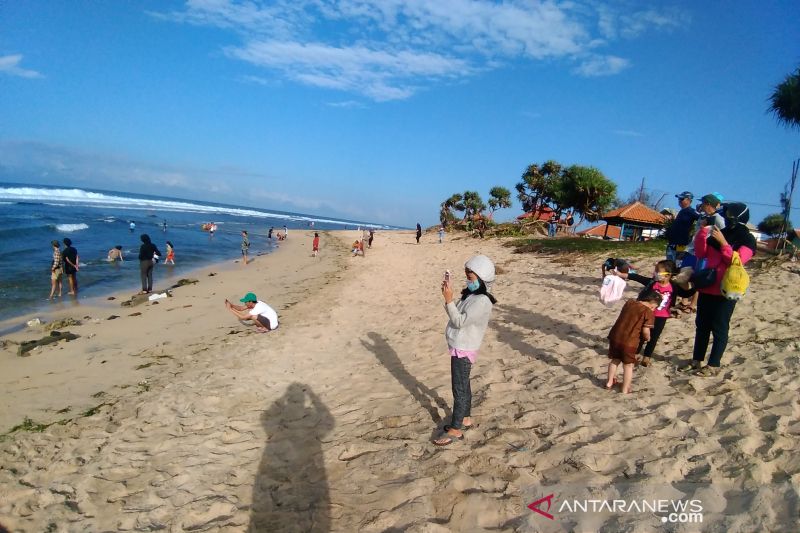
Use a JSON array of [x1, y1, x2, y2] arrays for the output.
[[439, 160, 618, 227], [440, 187, 511, 227], [515, 160, 617, 223]]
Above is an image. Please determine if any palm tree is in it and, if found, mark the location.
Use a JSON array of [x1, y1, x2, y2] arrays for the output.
[[769, 66, 800, 129], [439, 193, 464, 226], [462, 191, 486, 220], [488, 186, 512, 217]]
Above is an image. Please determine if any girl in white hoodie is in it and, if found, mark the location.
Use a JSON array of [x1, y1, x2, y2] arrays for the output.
[[434, 255, 497, 446]]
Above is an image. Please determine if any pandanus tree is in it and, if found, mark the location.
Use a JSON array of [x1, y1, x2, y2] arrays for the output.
[[487, 186, 512, 217], [515, 160, 563, 213], [461, 190, 486, 220], [439, 193, 464, 227], [558, 165, 618, 223], [758, 213, 794, 237], [769, 66, 800, 129]]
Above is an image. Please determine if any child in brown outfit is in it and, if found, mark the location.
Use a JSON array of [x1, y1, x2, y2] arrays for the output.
[[606, 289, 661, 393]]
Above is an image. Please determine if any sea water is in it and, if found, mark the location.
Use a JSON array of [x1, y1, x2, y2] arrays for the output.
[[0, 184, 391, 323]]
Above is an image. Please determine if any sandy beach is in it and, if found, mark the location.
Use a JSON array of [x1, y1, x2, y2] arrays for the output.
[[1, 229, 799, 532]]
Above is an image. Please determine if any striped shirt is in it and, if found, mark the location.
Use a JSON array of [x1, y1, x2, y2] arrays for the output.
[[52, 248, 62, 271]]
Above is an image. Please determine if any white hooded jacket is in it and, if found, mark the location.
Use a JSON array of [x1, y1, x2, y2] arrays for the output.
[[444, 255, 495, 351]]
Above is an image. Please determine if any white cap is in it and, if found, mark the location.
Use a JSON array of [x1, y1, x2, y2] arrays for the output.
[[465, 255, 496, 283]]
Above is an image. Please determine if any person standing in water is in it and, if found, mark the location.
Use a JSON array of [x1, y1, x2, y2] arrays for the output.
[[129, 221, 136, 233], [138, 234, 161, 294], [62, 237, 79, 296], [241, 231, 250, 265], [107, 245, 124, 262], [162, 220, 167, 232], [49, 240, 63, 300], [165, 241, 175, 265]]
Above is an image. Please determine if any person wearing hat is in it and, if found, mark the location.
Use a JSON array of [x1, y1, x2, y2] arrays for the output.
[[678, 202, 756, 376], [49, 240, 63, 300], [665, 191, 701, 263], [675, 193, 726, 313], [434, 255, 497, 446], [225, 292, 279, 332]]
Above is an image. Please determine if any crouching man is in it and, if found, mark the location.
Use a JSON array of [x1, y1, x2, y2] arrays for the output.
[[225, 292, 279, 333]]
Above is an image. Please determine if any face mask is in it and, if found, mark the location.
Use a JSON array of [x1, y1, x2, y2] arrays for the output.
[[655, 272, 669, 281], [466, 279, 481, 292]]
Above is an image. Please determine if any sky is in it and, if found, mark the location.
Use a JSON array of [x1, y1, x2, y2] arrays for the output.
[[0, 0, 798, 228]]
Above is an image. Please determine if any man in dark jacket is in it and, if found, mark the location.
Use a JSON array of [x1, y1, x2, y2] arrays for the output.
[[138, 234, 162, 294], [62, 237, 79, 295], [665, 191, 700, 264]]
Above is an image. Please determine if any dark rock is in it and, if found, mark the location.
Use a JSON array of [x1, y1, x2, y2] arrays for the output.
[[18, 331, 79, 356]]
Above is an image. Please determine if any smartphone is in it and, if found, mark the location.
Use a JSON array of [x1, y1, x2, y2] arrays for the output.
[[444, 270, 450, 283]]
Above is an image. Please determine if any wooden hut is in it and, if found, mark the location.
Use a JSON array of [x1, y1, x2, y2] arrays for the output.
[[600, 202, 666, 241]]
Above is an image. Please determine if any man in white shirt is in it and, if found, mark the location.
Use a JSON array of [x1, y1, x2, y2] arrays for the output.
[[225, 292, 279, 332]]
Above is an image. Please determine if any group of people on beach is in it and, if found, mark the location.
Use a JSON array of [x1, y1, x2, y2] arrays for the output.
[[434, 191, 756, 445], [350, 227, 375, 256], [48, 221, 297, 299], [603, 191, 756, 393]]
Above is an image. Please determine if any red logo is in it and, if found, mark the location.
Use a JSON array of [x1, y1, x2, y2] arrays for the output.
[[528, 494, 556, 520]]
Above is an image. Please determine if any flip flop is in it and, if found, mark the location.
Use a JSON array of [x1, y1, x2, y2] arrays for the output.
[[433, 432, 464, 446], [677, 363, 700, 373], [443, 424, 473, 432], [695, 366, 720, 377]]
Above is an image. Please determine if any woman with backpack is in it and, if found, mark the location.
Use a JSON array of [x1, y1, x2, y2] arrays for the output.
[[678, 202, 756, 376]]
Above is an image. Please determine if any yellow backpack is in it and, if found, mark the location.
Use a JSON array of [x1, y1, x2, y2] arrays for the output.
[[720, 251, 749, 300]]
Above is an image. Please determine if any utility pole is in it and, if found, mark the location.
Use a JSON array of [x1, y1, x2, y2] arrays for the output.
[[778, 159, 798, 254], [638, 177, 646, 203]]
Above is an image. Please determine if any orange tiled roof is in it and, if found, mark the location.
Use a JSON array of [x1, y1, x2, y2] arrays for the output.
[[516, 206, 555, 221], [577, 224, 622, 239], [602, 202, 666, 225]]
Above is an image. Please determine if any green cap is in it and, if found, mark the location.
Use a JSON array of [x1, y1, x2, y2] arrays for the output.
[[239, 292, 257, 303], [700, 193, 722, 206]]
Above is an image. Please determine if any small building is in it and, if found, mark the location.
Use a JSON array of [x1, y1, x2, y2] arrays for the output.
[[600, 202, 666, 241], [516, 205, 556, 222], [577, 224, 622, 240]]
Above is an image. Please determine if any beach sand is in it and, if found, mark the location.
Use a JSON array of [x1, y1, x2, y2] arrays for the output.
[[1, 230, 798, 532]]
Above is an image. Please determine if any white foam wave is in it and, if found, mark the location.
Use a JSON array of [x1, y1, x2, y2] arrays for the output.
[[0, 186, 366, 227], [56, 223, 89, 232]]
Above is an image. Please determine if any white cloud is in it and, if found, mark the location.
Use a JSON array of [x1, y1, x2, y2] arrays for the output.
[[157, 0, 688, 100], [612, 129, 644, 137], [0, 140, 393, 222], [0, 54, 43, 78], [326, 100, 366, 109], [573, 54, 630, 77]]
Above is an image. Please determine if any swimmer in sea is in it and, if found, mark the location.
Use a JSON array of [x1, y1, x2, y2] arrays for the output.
[[108, 245, 124, 262]]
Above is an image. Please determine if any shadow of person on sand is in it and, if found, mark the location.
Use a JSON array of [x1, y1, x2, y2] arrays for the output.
[[249, 383, 334, 533], [361, 332, 451, 424], [493, 304, 602, 382]]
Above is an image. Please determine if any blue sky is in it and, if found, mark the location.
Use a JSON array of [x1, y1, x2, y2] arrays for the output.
[[1, 0, 798, 227]]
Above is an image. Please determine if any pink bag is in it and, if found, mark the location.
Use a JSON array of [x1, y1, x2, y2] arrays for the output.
[[599, 274, 626, 306]]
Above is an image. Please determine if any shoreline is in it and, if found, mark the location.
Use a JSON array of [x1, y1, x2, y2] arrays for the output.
[[0, 230, 348, 433], [0, 241, 282, 336]]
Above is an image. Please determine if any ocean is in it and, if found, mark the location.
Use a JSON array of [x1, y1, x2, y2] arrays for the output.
[[0, 183, 392, 324]]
